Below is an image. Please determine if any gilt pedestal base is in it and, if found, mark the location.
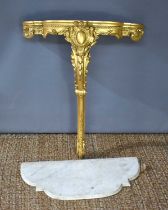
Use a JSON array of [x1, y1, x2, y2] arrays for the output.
[[21, 19, 144, 200]]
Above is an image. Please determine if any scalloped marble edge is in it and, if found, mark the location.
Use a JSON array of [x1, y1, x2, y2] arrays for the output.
[[20, 157, 140, 200]]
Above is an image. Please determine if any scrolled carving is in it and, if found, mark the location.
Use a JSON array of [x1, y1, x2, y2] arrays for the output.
[[23, 25, 34, 38], [64, 21, 98, 94], [130, 28, 144, 42]]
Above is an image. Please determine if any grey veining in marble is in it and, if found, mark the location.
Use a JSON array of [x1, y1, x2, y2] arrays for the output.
[[21, 157, 140, 200]]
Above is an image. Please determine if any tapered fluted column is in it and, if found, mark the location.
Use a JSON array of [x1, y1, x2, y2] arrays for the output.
[[76, 91, 85, 158]]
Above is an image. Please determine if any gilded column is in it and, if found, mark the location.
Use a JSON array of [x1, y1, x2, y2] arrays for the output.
[[64, 21, 98, 158]]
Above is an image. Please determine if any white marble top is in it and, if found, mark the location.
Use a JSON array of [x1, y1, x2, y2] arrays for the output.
[[21, 157, 140, 200]]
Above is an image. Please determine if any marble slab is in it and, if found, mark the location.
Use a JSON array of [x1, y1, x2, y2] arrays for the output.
[[20, 157, 140, 200]]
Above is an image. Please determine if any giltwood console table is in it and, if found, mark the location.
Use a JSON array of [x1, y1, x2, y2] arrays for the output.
[[23, 20, 144, 158], [21, 20, 144, 200]]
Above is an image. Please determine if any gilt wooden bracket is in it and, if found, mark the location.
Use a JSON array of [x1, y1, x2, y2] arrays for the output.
[[23, 20, 144, 158]]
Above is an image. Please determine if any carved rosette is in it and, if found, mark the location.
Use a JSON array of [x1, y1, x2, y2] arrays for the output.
[[64, 21, 98, 96]]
